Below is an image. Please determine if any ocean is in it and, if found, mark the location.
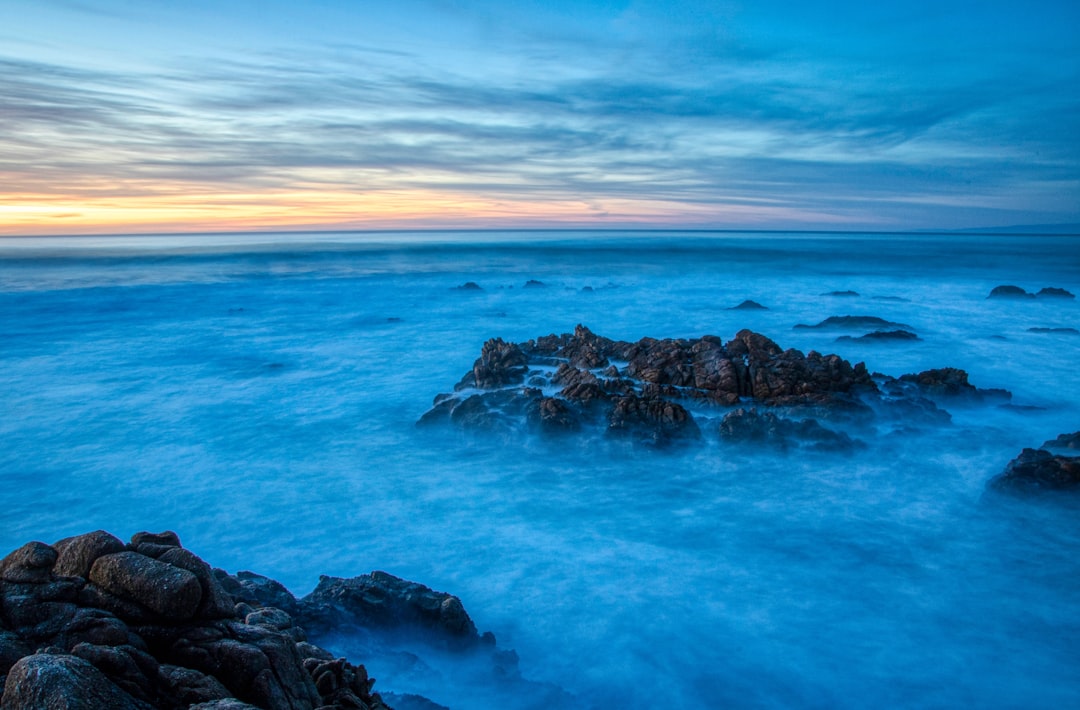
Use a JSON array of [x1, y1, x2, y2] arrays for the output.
[[1, 230, 1078, 708]]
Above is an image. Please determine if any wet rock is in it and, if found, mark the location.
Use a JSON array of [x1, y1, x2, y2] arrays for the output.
[[456, 338, 528, 389], [299, 571, 479, 649], [1036, 286, 1075, 299], [898, 367, 1011, 402], [1043, 431, 1080, 452], [2, 652, 149, 710], [986, 448, 1080, 494], [453, 282, 483, 291], [718, 408, 859, 451], [728, 299, 768, 310], [158, 547, 236, 620], [794, 315, 912, 331], [523, 279, 546, 288], [836, 330, 921, 342], [130, 531, 182, 549], [822, 290, 859, 297], [987, 285, 1032, 298], [607, 395, 701, 446]]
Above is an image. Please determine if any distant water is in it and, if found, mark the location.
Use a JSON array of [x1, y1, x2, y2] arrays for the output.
[[2, 231, 1079, 709]]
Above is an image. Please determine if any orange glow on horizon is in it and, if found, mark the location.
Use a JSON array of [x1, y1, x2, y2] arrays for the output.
[[0, 183, 862, 237]]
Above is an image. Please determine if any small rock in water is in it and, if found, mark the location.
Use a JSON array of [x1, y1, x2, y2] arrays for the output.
[[1036, 287, 1075, 299], [794, 315, 912, 331], [987, 285, 1033, 298], [523, 279, 546, 288], [822, 290, 860, 297], [986, 447, 1080, 494], [1042, 431, 1080, 452], [836, 330, 921, 342], [453, 281, 483, 291], [728, 299, 768, 310]]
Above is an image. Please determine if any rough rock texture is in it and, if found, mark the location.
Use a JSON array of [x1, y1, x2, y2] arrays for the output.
[[986, 447, 1080, 494], [717, 408, 859, 451], [420, 325, 1008, 448], [0, 531, 392, 710], [1043, 431, 1080, 452]]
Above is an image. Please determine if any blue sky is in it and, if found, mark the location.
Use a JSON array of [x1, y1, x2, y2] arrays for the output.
[[1, 0, 1078, 234]]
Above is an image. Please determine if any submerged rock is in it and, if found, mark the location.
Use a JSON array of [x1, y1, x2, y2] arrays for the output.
[[1027, 327, 1079, 335], [717, 408, 859, 451], [836, 330, 921, 343], [988, 285, 1033, 298], [1036, 287, 1075, 299], [822, 290, 860, 297], [793, 315, 913, 331], [728, 300, 768, 310], [453, 282, 483, 291]]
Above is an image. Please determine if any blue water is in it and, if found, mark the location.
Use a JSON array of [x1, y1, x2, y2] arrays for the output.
[[1, 231, 1079, 709]]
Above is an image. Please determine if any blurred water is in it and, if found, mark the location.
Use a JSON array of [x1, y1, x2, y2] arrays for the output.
[[1, 231, 1078, 709]]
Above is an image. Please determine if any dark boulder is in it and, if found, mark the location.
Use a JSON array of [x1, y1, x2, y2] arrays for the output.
[[298, 571, 479, 649], [0, 541, 58, 584], [898, 368, 1011, 402], [836, 330, 920, 342], [53, 531, 126, 579], [453, 282, 483, 291], [987, 285, 1032, 299], [457, 338, 528, 389], [986, 448, 1080, 494], [523, 279, 546, 288], [607, 395, 701, 446], [1, 652, 150, 710], [89, 552, 202, 621], [1036, 287, 1074, 299]]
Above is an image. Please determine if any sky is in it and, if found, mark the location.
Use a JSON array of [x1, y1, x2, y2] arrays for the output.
[[1, 0, 1078, 235]]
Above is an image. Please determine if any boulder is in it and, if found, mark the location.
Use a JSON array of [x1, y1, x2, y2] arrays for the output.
[[0, 541, 57, 584], [54, 531, 125, 579], [1, 652, 150, 710], [89, 552, 202, 620], [1035, 287, 1074, 299], [717, 408, 859, 451], [986, 448, 1080, 494]]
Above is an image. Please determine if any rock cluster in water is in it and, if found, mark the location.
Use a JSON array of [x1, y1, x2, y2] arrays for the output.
[[987, 285, 1075, 299], [418, 325, 1009, 448], [0, 531, 509, 710]]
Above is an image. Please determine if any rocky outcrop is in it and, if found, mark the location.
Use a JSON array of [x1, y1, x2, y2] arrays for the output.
[[0, 530, 392, 710], [418, 325, 1009, 448], [1043, 431, 1080, 452], [986, 447, 1080, 494], [1036, 287, 1075, 299], [728, 300, 768, 310]]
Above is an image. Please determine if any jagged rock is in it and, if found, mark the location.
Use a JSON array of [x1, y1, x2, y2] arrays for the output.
[[607, 395, 701, 445], [717, 408, 858, 451], [898, 368, 1011, 402], [456, 338, 528, 390], [298, 571, 479, 649], [794, 315, 912, 331], [728, 299, 768, 310], [1, 652, 151, 710], [1043, 431, 1080, 452], [986, 448, 1080, 494], [836, 330, 920, 342], [1036, 287, 1075, 298], [988, 285, 1032, 298], [219, 571, 301, 618]]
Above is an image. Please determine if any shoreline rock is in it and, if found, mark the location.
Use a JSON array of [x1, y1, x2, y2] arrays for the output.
[[0, 531, 526, 710]]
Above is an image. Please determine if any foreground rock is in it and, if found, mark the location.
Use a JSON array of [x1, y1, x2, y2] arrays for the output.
[[419, 325, 1008, 448], [0, 531, 529, 710]]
